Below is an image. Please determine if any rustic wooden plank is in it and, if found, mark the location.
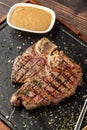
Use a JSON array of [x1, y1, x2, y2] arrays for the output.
[[0, 0, 87, 42], [39, 0, 87, 36], [0, 0, 25, 24], [0, 14, 7, 24], [0, 120, 10, 130], [24, 0, 80, 35], [32, 0, 87, 42]]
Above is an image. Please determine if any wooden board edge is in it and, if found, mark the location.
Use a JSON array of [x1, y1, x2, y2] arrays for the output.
[[0, 0, 87, 42], [0, 0, 30, 25], [26, 0, 87, 42], [0, 14, 7, 24]]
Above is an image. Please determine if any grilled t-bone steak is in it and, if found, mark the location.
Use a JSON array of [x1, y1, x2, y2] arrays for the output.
[[10, 37, 83, 110]]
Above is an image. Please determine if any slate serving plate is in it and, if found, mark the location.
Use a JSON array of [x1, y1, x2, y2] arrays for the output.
[[0, 21, 87, 130]]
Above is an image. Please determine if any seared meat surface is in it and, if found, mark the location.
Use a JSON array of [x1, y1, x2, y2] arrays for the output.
[[10, 38, 83, 110]]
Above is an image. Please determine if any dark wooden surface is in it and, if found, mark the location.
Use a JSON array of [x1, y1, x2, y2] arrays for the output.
[[0, 120, 10, 130], [29, 0, 87, 42], [0, 0, 87, 41], [0, 0, 28, 23]]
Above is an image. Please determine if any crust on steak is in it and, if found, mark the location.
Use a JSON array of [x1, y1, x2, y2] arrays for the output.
[[10, 37, 83, 110]]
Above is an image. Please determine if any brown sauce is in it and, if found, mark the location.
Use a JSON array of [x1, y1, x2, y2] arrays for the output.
[[10, 6, 52, 31]]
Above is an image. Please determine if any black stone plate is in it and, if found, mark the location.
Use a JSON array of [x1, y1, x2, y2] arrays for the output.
[[0, 21, 87, 130]]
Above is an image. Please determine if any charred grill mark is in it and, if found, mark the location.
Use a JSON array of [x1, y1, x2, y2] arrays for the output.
[[51, 62, 75, 89], [48, 72, 70, 94], [56, 72, 73, 89], [37, 68, 64, 95], [37, 67, 49, 81], [17, 82, 31, 95], [31, 60, 77, 103], [61, 63, 77, 85], [13, 56, 32, 73], [19, 78, 44, 98], [37, 71, 64, 97], [36, 58, 46, 67], [35, 61, 77, 100], [39, 80, 65, 105], [31, 78, 62, 105], [22, 58, 45, 81], [33, 95, 43, 105], [20, 80, 42, 102], [30, 88, 43, 106], [16, 58, 42, 82], [11, 56, 32, 82], [21, 63, 45, 83], [41, 87, 55, 105], [44, 73, 55, 83], [45, 84, 63, 98], [12, 57, 32, 82], [32, 59, 45, 72], [63, 60, 77, 77], [27, 90, 36, 98], [33, 80, 53, 98], [59, 60, 77, 80], [24, 79, 50, 106], [62, 73, 73, 85], [51, 80, 71, 96]]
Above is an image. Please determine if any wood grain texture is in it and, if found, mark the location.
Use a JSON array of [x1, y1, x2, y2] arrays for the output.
[[0, 0, 87, 42], [34, 0, 87, 41], [0, 0, 21, 17], [0, 0, 26, 24], [0, 120, 10, 130]]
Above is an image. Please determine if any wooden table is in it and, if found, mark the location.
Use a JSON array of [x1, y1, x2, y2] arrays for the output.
[[0, 120, 10, 130], [0, 0, 87, 130]]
